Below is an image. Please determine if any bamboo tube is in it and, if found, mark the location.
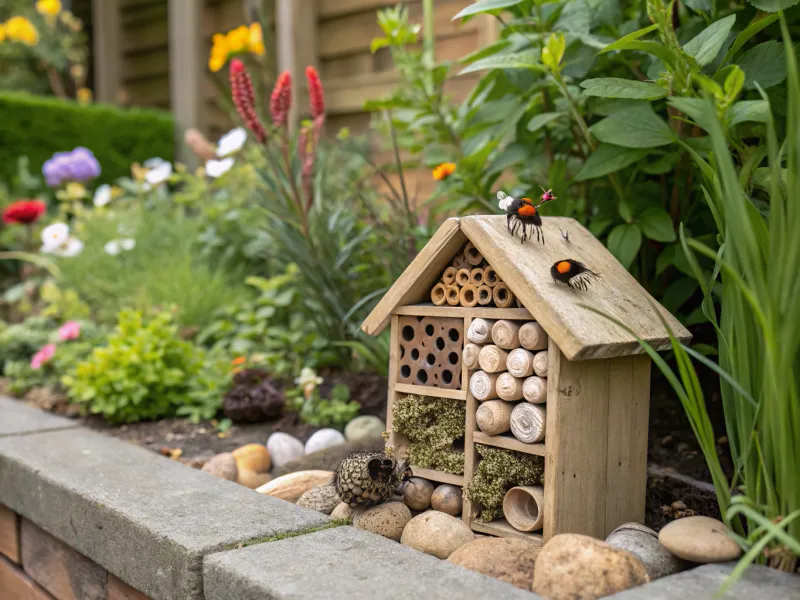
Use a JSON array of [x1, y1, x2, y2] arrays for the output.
[[467, 318, 495, 344], [477, 285, 493, 305], [506, 348, 535, 378], [470, 370, 499, 401], [510, 403, 546, 443], [442, 266, 458, 286], [483, 266, 499, 288], [476, 400, 513, 435], [452, 255, 469, 270], [431, 283, 447, 306], [493, 282, 515, 308], [469, 268, 485, 287], [459, 284, 478, 308], [523, 376, 547, 404], [496, 372, 525, 401], [445, 285, 460, 306], [464, 241, 484, 266], [463, 343, 481, 370], [478, 345, 509, 373], [533, 351, 548, 377], [503, 486, 545, 532], [519, 322, 548, 351], [456, 268, 471, 287], [491, 319, 521, 349]]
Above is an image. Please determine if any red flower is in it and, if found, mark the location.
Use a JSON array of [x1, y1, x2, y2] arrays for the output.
[[230, 59, 266, 143], [305, 66, 325, 120], [2, 200, 46, 225], [270, 71, 292, 127]]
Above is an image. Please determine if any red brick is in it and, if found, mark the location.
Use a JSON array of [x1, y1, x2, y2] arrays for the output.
[[0, 503, 20, 563], [0, 554, 53, 600], [20, 519, 106, 600], [107, 574, 151, 600]]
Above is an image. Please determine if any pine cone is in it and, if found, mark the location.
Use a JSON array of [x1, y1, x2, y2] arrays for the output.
[[223, 369, 285, 423]]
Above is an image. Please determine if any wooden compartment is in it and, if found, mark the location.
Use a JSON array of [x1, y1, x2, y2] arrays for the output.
[[397, 315, 463, 390]]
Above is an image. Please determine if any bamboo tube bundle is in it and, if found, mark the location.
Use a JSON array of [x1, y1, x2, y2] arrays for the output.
[[463, 343, 481, 370], [452, 251, 470, 270], [478, 345, 508, 373], [483, 266, 499, 288], [467, 318, 495, 344], [503, 486, 545, 532], [533, 350, 548, 377], [469, 268, 485, 287], [470, 370, 499, 401], [492, 319, 521, 349], [445, 285, 460, 306], [523, 376, 547, 404], [459, 284, 478, 308], [506, 349, 535, 378], [493, 282, 516, 308], [496, 372, 525, 401], [519, 322, 548, 351], [476, 400, 514, 435], [455, 268, 471, 287], [476, 286, 492, 305], [431, 283, 447, 306], [510, 403, 546, 443], [464, 241, 484, 266], [442, 266, 458, 286]]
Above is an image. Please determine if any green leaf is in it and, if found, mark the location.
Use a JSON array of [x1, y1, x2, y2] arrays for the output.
[[600, 40, 676, 68], [723, 65, 745, 101], [590, 104, 675, 148], [683, 0, 712, 13], [580, 77, 668, 100], [728, 100, 770, 126], [575, 144, 648, 180], [747, 0, 800, 11], [638, 207, 676, 242], [486, 144, 529, 175], [458, 50, 543, 75], [453, 0, 525, 20], [607, 224, 642, 268], [460, 39, 512, 65], [661, 277, 698, 313], [527, 112, 564, 133], [599, 24, 658, 53], [683, 14, 736, 67], [737, 41, 787, 90], [718, 12, 780, 68], [669, 97, 716, 132]]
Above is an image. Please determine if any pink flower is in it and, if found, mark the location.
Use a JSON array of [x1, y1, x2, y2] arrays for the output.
[[31, 343, 57, 370], [58, 321, 81, 341]]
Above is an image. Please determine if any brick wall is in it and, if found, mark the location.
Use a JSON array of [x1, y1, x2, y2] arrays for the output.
[[0, 503, 150, 600]]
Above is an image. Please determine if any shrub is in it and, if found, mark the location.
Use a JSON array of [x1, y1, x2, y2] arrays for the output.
[[286, 381, 360, 429], [0, 316, 53, 371], [0, 92, 174, 184]]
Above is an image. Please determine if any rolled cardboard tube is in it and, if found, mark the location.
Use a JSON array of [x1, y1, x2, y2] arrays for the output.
[[478, 345, 509, 373], [467, 318, 495, 344], [503, 485, 545, 532], [496, 372, 525, 401], [510, 403, 546, 443], [463, 343, 481, 370], [483, 266, 499, 288], [456, 268, 471, 287], [464, 241, 484, 265], [492, 319, 521, 349], [442, 266, 458, 286], [431, 283, 448, 306], [469, 370, 499, 401], [477, 285, 493, 305], [459, 284, 479, 307], [445, 285, 461, 306], [507, 348, 535, 378], [523, 376, 547, 404], [469, 268, 485, 287], [519, 322, 548, 351], [533, 351, 548, 377], [476, 400, 513, 435], [493, 282, 515, 308]]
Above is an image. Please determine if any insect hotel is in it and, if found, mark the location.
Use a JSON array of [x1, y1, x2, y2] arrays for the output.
[[361, 215, 690, 547]]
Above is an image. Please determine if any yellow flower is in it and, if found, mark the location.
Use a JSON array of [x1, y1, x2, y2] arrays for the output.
[[5, 16, 39, 45], [432, 162, 456, 181], [208, 33, 229, 72], [227, 25, 249, 53], [76, 87, 92, 104], [0, 23, 6, 42], [36, 0, 61, 17], [248, 22, 264, 55]]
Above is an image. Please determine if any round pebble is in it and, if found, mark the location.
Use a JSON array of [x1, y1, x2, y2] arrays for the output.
[[658, 516, 741, 563], [201, 453, 237, 481], [606, 522, 684, 579], [353, 501, 411, 542], [344, 415, 385, 441], [267, 432, 304, 468], [331, 502, 354, 522], [231, 443, 271, 473], [400, 511, 474, 559], [448, 537, 540, 591], [304, 429, 346, 454]]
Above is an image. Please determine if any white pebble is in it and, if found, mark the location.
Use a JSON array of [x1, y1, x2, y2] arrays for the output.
[[304, 428, 346, 454], [266, 432, 304, 467]]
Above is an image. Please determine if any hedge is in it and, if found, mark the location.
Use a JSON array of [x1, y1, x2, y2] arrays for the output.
[[0, 92, 175, 185]]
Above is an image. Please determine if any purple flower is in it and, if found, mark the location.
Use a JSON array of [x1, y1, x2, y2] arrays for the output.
[[42, 147, 102, 187]]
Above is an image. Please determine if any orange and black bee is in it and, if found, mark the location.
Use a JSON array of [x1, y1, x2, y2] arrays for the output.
[[506, 197, 544, 244], [551, 259, 599, 291]]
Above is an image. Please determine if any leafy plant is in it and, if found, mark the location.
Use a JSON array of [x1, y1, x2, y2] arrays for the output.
[[177, 350, 233, 423], [287, 382, 360, 428], [0, 315, 52, 370]]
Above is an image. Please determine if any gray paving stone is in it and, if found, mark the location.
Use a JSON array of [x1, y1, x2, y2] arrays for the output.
[[0, 427, 329, 600], [608, 562, 800, 599], [0, 395, 79, 437], [203, 525, 541, 600]]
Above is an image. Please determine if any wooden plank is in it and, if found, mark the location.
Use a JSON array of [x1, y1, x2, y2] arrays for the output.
[[604, 354, 650, 536], [121, 17, 168, 55], [543, 340, 610, 541], [385, 314, 400, 452], [0, 504, 19, 564], [459, 216, 691, 361], [392, 305, 532, 320], [0, 555, 52, 600], [169, 0, 204, 166], [361, 217, 467, 336], [473, 432, 547, 457], [470, 519, 544, 547], [93, 0, 122, 103], [318, 0, 401, 19], [123, 75, 170, 106], [394, 383, 466, 401], [121, 49, 169, 82], [410, 466, 464, 486], [462, 316, 477, 526]]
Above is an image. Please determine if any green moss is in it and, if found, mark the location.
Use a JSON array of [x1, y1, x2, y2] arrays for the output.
[[226, 519, 350, 549], [392, 394, 465, 474], [464, 444, 544, 522]]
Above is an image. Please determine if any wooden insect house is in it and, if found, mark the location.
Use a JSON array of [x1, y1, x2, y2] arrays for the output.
[[361, 215, 690, 548]]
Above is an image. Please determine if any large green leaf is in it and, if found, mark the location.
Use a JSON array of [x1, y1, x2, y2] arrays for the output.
[[718, 13, 780, 68], [683, 14, 736, 67], [600, 40, 676, 68], [452, 0, 525, 20], [607, 224, 642, 268], [728, 100, 770, 126], [590, 104, 675, 148], [737, 41, 787, 90], [599, 24, 658, 53], [527, 112, 564, 133], [459, 50, 543, 75], [669, 97, 716, 132], [746, 0, 800, 11], [580, 77, 667, 100], [638, 207, 676, 242], [575, 144, 648, 180]]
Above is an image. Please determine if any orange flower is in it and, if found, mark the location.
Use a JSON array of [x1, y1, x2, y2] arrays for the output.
[[432, 162, 456, 181], [231, 356, 247, 366]]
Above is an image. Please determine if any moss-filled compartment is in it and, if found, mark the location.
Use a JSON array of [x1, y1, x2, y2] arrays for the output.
[[464, 444, 544, 522], [392, 393, 465, 475]]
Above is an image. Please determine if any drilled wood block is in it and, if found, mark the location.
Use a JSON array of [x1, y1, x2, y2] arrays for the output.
[[0, 503, 20, 564], [397, 316, 463, 390]]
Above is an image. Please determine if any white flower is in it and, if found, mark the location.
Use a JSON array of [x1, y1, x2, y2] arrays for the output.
[[143, 157, 168, 169], [57, 238, 84, 257], [295, 367, 323, 388], [93, 184, 112, 207], [120, 238, 136, 251], [40, 223, 70, 253], [205, 157, 235, 178], [216, 127, 247, 157], [145, 162, 173, 187], [104, 240, 121, 256], [497, 190, 515, 211]]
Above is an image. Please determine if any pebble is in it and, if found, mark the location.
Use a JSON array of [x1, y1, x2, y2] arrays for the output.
[[201, 452, 237, 481], [606, 522, 684, 579], [400, 511, 474, 559], [353, 501, 411, 542], [448, 537, 540, 591], [403, 477, 434, 511], [331, 502, 354, 522], [236, 469, 272, 489], [296, 485, 341, 514], [267, 432, 304, 468], [344, 415, 385, 441], [231, 443, 271, 473], [658, 516, 741, 563], [430, 484, 462, 516], [304, 429, 346, 455]]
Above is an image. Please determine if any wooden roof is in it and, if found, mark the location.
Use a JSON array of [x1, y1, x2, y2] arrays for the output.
[[361, 215, 691, 361]]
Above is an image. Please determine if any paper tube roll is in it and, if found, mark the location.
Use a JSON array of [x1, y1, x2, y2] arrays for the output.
[[467, 318, 495, 344], [503, 486, 545, 532], [463, 343, 481, 370], [523, 376, 547, 404], [519, 322, 548, 351], [493, 282, 515, 308], [476, 400, 513, 435], [459, 284, 479, 307], [470, 370, 499, 401], [445, 285, 461, 306], [442, 266, 458, 286], [510, 403, 546, 443], [469, 268, 485, 287], [431, 283, 448, 306], [464, 241, 484, 266], [483, 266, 499, 288], [478, 345, 509, 373], [533, 351, 548, 377], [477, 285, 493, 305], [456, 268, 471, 287], [496, 372, 525, 401], [492, 320, 521, 349], [507, 348, 535, 378]]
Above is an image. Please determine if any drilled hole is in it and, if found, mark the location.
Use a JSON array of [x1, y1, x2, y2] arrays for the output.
[[400, 365, 411, 378], [436, 337, 445, 351], [411, 348, 419, 361], [426, 353, 436, 366], [425, 324, 435, 336], [416, 370, 428, 384], [448, 352, 459, 365], [448, 328, 460, 343], [400, 346, 406, 359], [442, 370, 453, 384], [402, 326, 415, 341]]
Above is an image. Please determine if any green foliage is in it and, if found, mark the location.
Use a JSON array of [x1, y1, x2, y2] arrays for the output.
[[0, 92, 174, 185], [177, 351, 233, 423], [287, 383, 361, 428], [62, 309, 204, 423], [0, 315, 52, 370]]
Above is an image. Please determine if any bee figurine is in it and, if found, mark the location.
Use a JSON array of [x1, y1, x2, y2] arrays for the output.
[[551, 259, 599, 291], [498, 191, 544, 244]]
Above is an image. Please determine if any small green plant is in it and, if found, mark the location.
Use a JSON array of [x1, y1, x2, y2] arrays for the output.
[[177, 350, 233, 423], [0, 315, 53, 371], [287, 373, 360, 428]]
